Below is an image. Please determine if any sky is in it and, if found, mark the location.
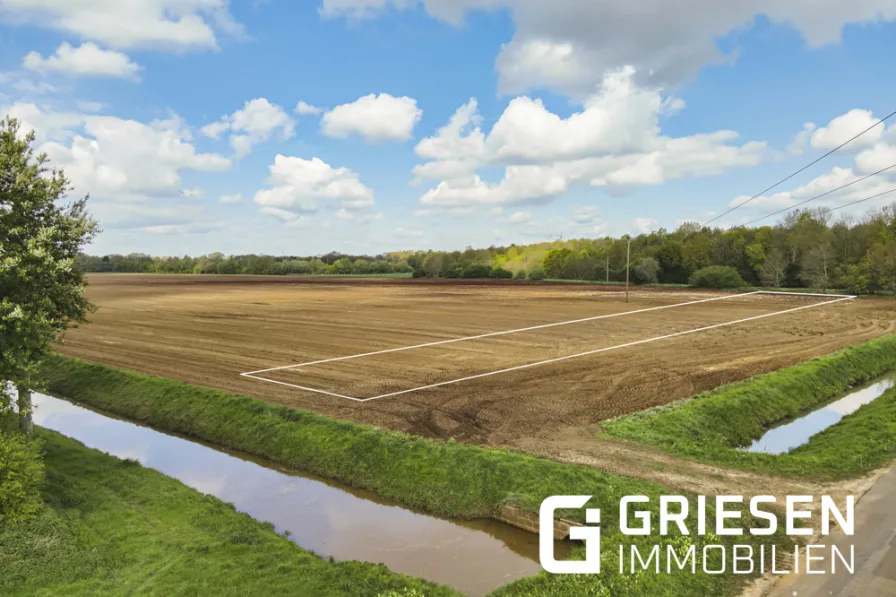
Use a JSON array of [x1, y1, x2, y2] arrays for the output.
[[1, 1, 895, 257]]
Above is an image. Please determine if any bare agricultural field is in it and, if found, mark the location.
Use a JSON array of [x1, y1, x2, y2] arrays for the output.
[[58, 274, 896, 450]]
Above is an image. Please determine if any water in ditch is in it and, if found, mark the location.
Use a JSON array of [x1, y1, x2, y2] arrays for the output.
[[746, 374, 896, 455], [32, 393, 556, 596]]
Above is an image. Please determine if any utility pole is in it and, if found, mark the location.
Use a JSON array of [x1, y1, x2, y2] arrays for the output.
[[624, 238, 631, 303]]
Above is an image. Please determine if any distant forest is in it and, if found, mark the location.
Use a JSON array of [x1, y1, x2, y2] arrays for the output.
[[79, 205, 896, 294]]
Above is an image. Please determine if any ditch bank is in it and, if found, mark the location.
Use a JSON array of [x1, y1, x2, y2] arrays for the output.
[[603, 334, 896, 477], [41, 354, 789, 597], [31, 392, 543, 596]]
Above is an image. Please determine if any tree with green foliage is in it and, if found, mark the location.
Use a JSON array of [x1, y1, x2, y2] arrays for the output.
[[1, 117, 98, 431]]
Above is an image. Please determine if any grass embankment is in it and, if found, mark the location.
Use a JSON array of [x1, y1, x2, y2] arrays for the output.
[[604, 334, 896, 477], [0, 430, 456, 597], [42, 355, 792, 597]]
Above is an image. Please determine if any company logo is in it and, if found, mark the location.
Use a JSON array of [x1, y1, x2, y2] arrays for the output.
[[539, 494, 856, 576], [540, 495, 602, 574]]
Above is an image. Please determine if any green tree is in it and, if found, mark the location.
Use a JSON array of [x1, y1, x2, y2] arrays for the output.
[[542, 248, 573, 278], [0, 117, 98, 432]]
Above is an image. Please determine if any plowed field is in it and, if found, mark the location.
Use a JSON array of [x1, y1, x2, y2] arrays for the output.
[[57, 274, 896, 448]]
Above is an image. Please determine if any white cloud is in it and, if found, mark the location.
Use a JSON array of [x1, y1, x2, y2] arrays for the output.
[[508, 210, 532, 223], [321, 0, 896, 96], [182, 188, 204, 199], [23, 42, 142, 80], [0, 71, 58, 96], [0, 0, 242, 51], [3, 102, 84, 141], [295, 101, 323, 115], [415, 67, 766, 208], [202, 98, 294, 158], [321, 93, 422, 143], [219, 193, 243, 204], [725, 111, 896, 221], [810, 109, 883, 152], [3, 103, 232, 202], [787, 122, 816, 155], [253, 155, 375, 221], [634, 217, 659, 233]]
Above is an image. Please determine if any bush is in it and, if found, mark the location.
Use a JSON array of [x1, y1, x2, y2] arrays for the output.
[[633, 257, 661, 284], [689, 265, 746, 289], [457, 263, 492, 278], [527, 268, 545, 281], [489, 267, 513, 279], [0, 423, 44, 525]]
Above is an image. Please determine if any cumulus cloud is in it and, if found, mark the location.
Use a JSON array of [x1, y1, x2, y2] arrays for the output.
[[726, 110, 896, 220], [295, 100, 323, 115], [2, 103, 231, 202], [219, 193, 243, 204], [415, 67, 766, 208], [23, 42, 142, 80], [0, 0, 243, 51], [321, 93, 422, 142], [321, 0, 896, 96], [809, 109, 884, 152], [253, 155, 375, 222], [202, 98, 295, 158]]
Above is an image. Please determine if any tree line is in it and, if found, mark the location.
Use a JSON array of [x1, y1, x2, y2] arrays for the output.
[[77, 252, 415, 276], [405, 205, 896, 293], [77, 203, 896, 294]]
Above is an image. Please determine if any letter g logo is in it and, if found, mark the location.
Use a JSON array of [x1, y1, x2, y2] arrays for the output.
[[539, 495, 601, 574]]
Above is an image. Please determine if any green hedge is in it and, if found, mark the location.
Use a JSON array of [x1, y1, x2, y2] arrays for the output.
[[604, 334, 896, 477]]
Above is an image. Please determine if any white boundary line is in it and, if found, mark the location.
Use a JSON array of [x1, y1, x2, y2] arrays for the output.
[[240, 291, 856, 402]]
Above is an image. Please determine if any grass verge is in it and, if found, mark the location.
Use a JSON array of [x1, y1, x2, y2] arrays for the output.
[[40, 355, 795, 597], [0, 429, 458, 597], [604, 334, 896, 477]]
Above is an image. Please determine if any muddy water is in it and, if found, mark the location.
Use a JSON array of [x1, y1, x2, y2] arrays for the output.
[[747, 375, 896, 455], [32, 393, 551, 596]]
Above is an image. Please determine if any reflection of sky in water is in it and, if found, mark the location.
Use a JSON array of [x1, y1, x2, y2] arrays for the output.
[[747, 378, 896, 455], [32, 394, 541, 597]]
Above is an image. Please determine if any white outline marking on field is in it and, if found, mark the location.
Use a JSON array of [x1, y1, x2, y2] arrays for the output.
[[240, 291, 856, 402]]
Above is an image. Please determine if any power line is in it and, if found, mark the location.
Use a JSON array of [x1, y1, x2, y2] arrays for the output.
[[702, 108, 896, 227], [826, 187, 896, 215], [737, 162, 896, 227]]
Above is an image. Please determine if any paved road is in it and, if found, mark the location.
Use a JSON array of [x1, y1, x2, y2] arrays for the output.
[[767, 466, 896, 597]]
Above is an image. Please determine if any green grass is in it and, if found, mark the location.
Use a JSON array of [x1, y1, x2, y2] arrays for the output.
[[0, 430, 458, 597], [40, 355, 801, 597], [604, 334, 896, 477], [41, 354, 665, 524]]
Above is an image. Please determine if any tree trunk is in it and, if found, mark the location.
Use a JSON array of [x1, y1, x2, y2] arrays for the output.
[[17, 384, 33, 434]]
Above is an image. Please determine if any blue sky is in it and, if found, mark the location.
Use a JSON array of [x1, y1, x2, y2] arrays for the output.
[[1, 1, 895, 256]]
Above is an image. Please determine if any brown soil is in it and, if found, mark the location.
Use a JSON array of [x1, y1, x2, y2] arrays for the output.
[[60, 275, 895, 447]]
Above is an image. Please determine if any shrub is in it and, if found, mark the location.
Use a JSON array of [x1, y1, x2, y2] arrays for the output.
[[633, 257, 661, 284], [689, 265, 746, 289], [457, 263, 491, 278], [527, 268, 545, 281], [0, 422, 44, 525], [489, 267, 513, 279]]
